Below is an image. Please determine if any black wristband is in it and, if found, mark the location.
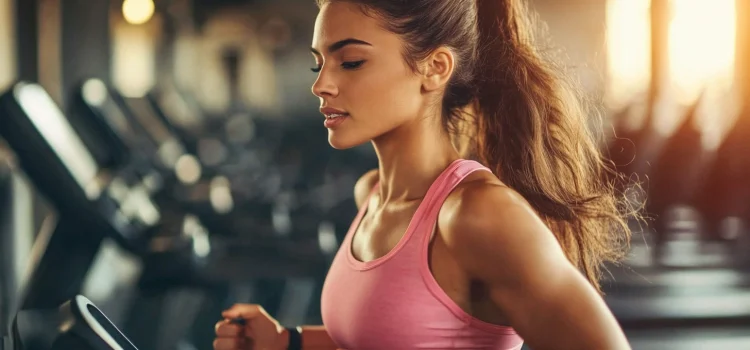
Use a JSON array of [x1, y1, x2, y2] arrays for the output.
[[286, 326, 302, 350]]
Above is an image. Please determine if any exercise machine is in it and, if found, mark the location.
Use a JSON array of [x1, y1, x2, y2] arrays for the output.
[[8, 295, 139, 350]]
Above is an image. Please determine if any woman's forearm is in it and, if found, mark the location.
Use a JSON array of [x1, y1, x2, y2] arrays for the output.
[[300, 325, 338, 350]]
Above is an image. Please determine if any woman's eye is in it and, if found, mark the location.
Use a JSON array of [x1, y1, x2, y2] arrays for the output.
[[311, 60, 365, 73], [341, 60, 365, 70]]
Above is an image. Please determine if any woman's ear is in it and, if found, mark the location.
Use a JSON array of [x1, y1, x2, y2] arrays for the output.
[[421, 47, 455, 92]]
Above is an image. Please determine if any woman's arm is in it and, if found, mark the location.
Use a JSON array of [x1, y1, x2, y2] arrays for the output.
[[440, 183, 631, 350]]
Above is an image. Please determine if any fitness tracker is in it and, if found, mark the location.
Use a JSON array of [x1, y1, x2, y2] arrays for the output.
[[286, 326, 302, 350]]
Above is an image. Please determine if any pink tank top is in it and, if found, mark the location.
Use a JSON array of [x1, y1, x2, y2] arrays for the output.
[[320, 159, 524, 349]]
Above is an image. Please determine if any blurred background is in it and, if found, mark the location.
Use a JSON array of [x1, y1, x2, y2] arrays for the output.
[[0, 0, 748, 349]]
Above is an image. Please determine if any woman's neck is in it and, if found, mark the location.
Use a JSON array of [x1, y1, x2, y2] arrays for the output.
[[371, 116, 460, 205]]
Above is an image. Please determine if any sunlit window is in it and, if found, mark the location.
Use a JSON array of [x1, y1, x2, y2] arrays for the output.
[[112, 16, 158, 97], [668, 0, 736, 105], [666, 0, 737, 149], [605, 0, 652, 114]]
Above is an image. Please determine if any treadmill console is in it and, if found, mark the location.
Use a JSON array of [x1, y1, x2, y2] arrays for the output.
[[13, 83, 103, 200], [12, 295, 139, 350]]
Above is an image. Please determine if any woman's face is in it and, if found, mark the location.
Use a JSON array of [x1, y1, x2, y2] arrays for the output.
[[311, 2, 426, 149]]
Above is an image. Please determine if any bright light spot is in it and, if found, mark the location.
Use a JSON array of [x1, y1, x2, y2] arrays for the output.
[[122, 0, 155, 25], [183, 215, 211, 258], [82, 79, 108, 106], [112, 19, 156, 98], [318, 221, 339, 256], [272, 200, 293, 236], [175, 154, 202, 185], [210, 176, 234, 214], [668, 0, 736, 105], [118, 184, 161, 225], [606, 0, 652, 112], [131, 186, 161, 226], [158, 138, 185, 168], [107, 177, 130, 204]]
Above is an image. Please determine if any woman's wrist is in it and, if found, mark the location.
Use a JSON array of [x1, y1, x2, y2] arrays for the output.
[[276, 326, 290, 350], [276, 326, 303, 350], [285, 326, 302, 350]]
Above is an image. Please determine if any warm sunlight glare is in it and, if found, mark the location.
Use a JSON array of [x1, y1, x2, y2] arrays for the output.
[[668, 0, 736, 105], [112, 23, 156, 97], [606, 0, 652, 112]]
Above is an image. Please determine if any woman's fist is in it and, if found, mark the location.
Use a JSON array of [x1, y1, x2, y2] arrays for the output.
[[213, 304, 289, 350]]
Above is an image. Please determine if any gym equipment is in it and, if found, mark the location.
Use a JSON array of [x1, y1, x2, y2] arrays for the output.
[[67, 80, 340, 349], [646, 97, 709, 265], [0, 83, 221, 349], [603, 233, 750, 332], [0, 81, 160, 311], [71, 79, 286, 236], [10, 295, 138, 350], [1, 79, 371, 349], [691, 106, 750, 263], [626, 326, 750, 350]]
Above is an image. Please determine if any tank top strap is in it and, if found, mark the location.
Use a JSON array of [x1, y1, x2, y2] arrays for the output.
[[345, 160, 491, 252], [412, 159, 492, 241]]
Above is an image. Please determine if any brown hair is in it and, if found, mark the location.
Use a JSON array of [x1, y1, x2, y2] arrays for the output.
[[316, 0, 634, 293]]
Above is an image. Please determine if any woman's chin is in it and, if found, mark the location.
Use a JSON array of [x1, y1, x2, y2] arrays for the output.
[[327, 133, 367, 150]]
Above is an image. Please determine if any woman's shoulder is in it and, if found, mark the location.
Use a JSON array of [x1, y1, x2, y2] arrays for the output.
[[436, 172, 563, 282], [441, 170, 528, 220], [437, 171, 546, 252]]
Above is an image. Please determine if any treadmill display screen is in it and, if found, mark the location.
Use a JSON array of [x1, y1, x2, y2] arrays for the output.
[[14, 83, 102, 199]]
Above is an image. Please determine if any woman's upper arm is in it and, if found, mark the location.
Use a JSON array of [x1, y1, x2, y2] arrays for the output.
[[353, 169, 379, 209], [442, 184, 631, 350]]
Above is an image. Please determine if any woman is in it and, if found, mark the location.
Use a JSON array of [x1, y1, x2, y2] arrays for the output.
[[214, 0, 634, 349]]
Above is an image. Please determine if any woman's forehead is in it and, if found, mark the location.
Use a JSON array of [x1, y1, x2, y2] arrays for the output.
[[312, 2, 392, 52]]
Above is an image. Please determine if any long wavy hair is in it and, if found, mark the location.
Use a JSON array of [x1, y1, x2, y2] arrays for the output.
[[316, 0, 636, 294]]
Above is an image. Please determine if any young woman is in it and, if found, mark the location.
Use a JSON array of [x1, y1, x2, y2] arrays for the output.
[[214, 0, 634, 349]]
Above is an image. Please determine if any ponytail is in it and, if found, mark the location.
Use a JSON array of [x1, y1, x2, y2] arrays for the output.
[[472, 0, 632, 293], [317, 0, 635, 294]]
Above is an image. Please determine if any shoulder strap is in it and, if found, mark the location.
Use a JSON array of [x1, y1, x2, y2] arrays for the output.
[[416, 159, 492, 238]]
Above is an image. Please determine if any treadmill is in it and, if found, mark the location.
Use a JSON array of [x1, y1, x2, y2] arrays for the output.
[[0, 82, 161, 313], [10, 295, 139, 350], [0, 82, 195, 349], [72, 80, 287, 239], [66, 80, 333, 348]]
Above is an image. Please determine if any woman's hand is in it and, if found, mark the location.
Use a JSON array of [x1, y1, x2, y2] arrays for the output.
[[214, 304, 289, 350]]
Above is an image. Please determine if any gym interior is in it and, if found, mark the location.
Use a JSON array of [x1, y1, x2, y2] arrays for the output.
[[0, 0, 749, 349]]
